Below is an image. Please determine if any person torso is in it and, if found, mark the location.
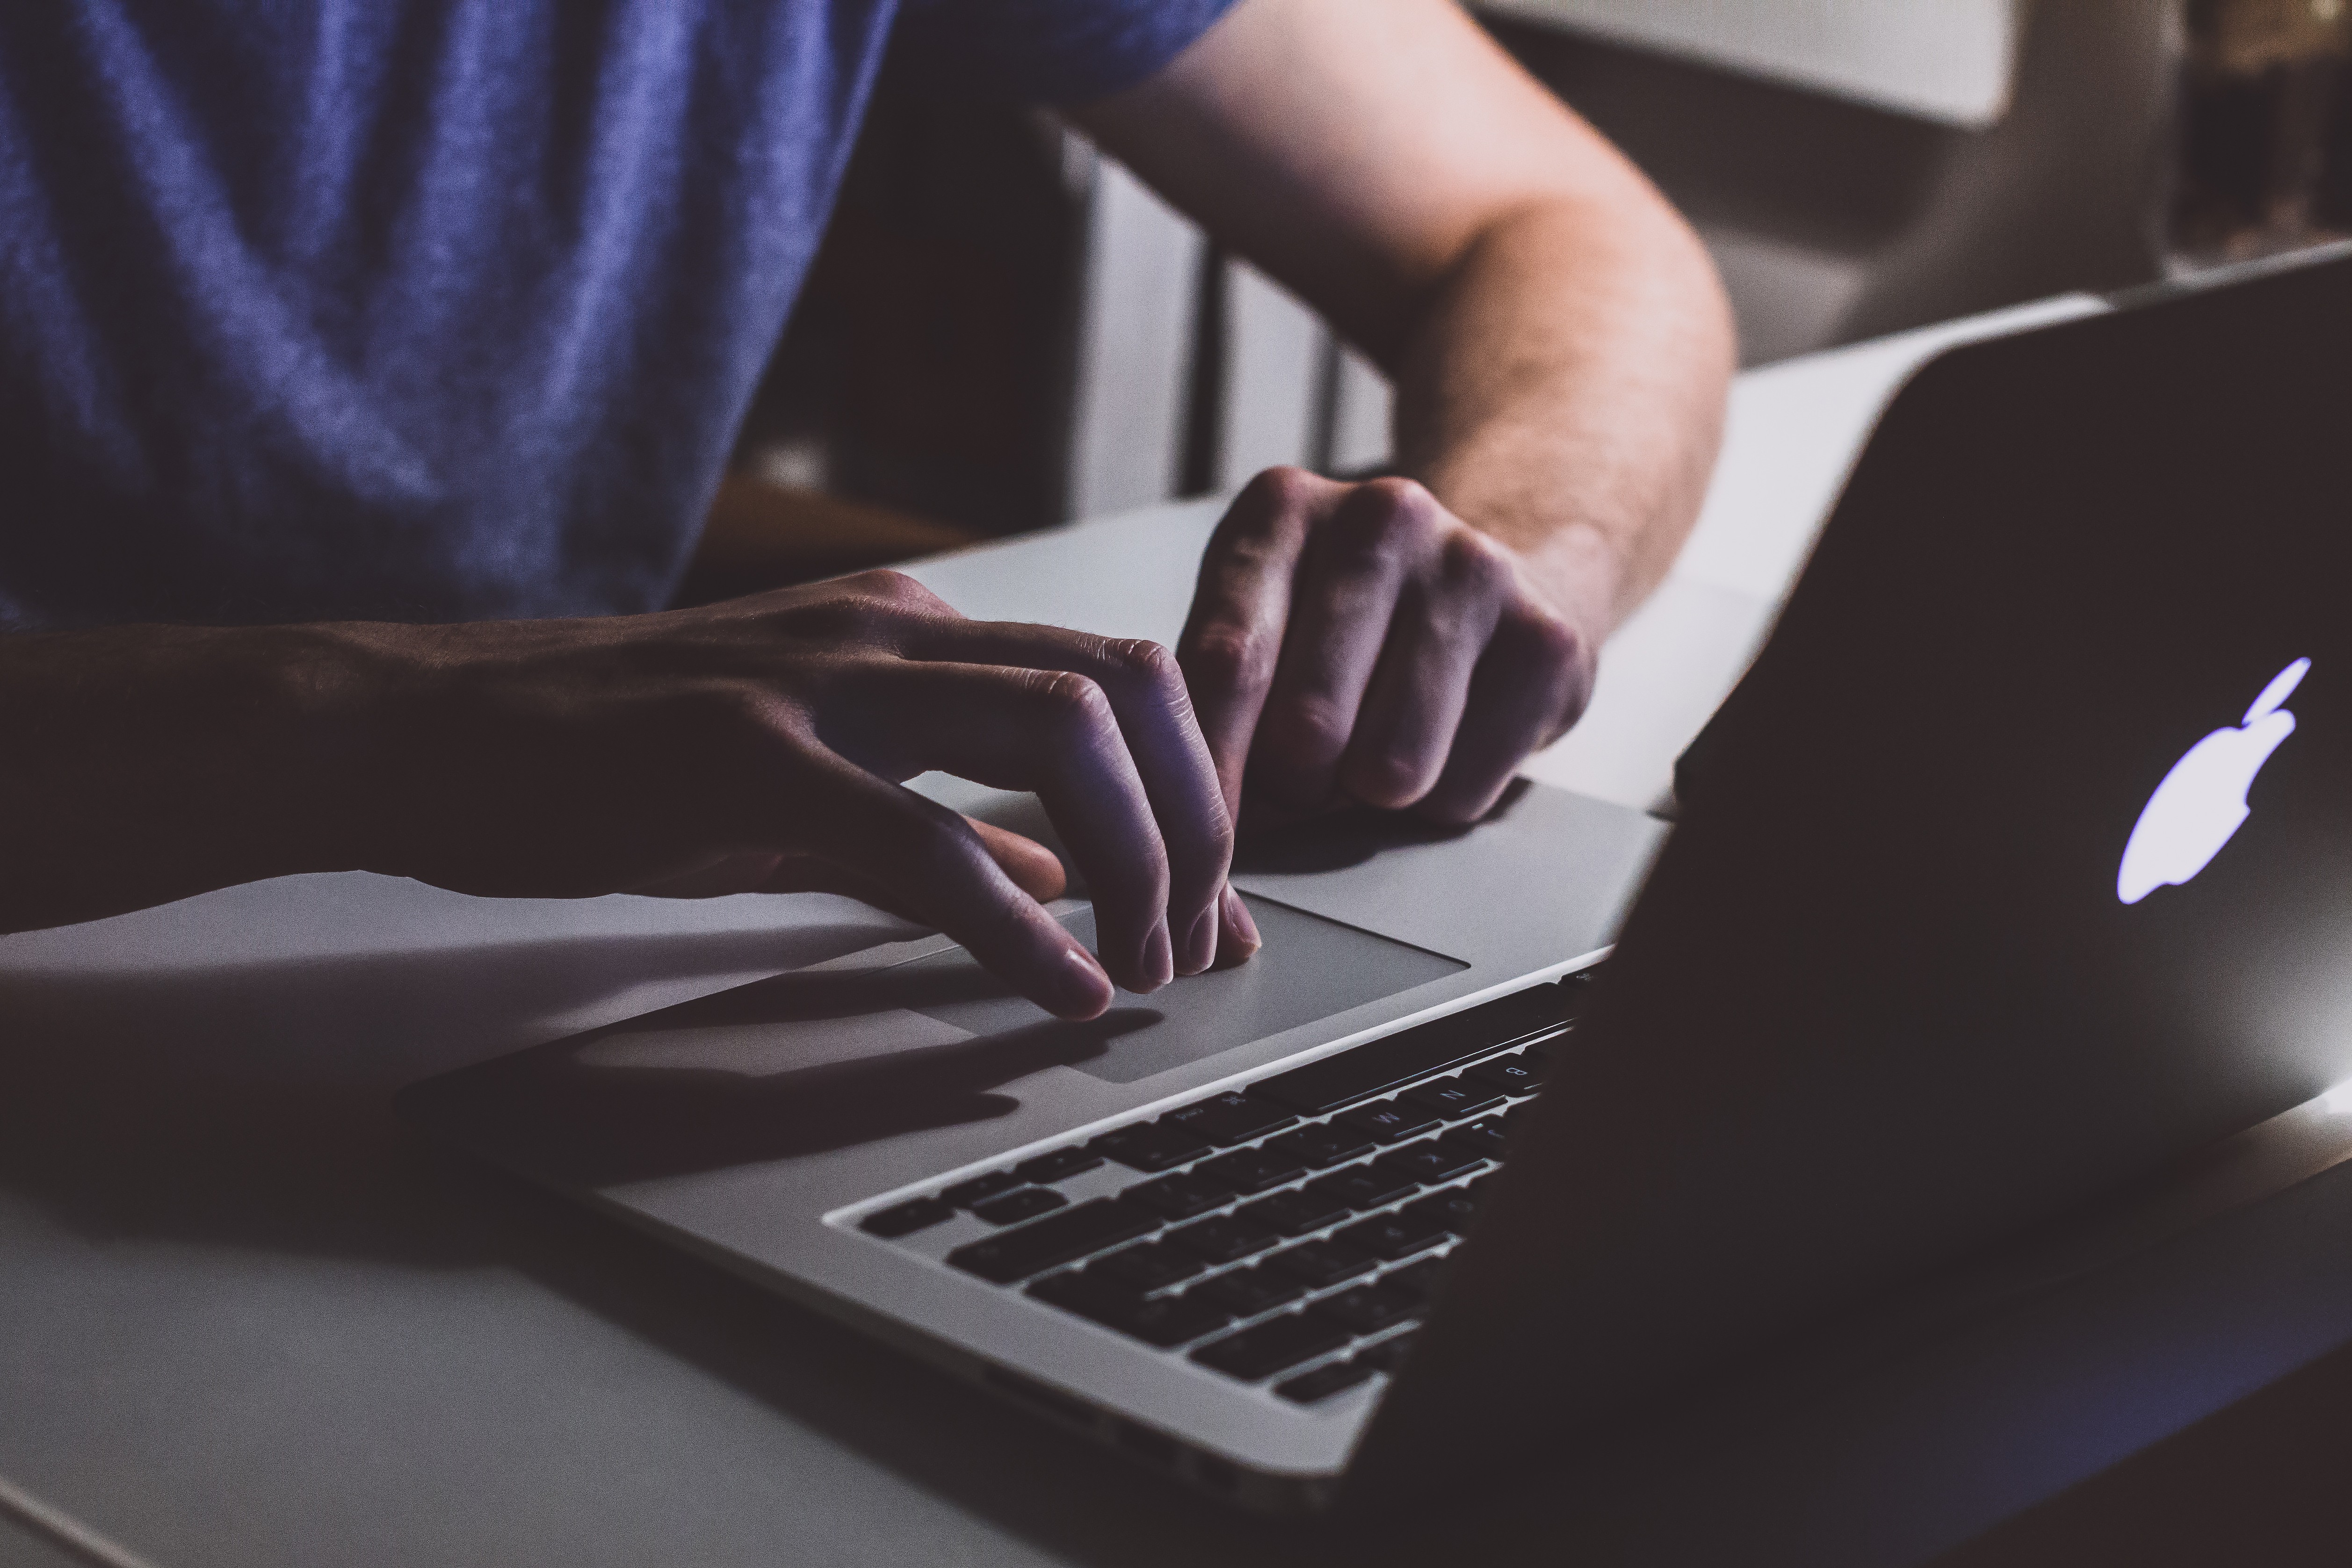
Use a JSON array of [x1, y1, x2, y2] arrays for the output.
[[0, 0, 895, 629]]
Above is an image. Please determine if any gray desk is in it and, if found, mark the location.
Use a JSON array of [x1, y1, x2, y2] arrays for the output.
[[8, 297, 2352, 1568]]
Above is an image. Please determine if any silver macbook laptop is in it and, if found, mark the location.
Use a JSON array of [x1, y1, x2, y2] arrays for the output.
[[403, 248, 2352, 1514]]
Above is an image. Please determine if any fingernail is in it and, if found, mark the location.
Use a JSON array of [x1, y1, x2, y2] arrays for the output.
[[1142, 918, 1174, 991], [1221, 884, 1261, 958], [1180, 905, 1218, 976], [1058, 945, 1113, 1018]]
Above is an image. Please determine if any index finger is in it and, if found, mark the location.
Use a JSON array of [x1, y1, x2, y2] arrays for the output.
[[903, 622, 1234, 977], [1175, 468, 1350, 822]]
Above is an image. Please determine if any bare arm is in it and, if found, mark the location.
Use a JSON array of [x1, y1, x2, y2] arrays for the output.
[[1070, 0, 1733, 821], [0, 575, 1255, 1012]]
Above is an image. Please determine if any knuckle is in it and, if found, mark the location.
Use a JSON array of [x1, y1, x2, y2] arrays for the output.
[[790, 582, 905, 641], [1277, 693, 1353, 762], [852, 569, 951, 618], [1101, 636, 1180, 690], [1025, 667, 1114, 731], [1181, 625, 1269, 693], [1331, 479, 1436, 559], [849, 568, 920, 601], [1210, 470, 1315, 559], [1439, 531, 1514, 596], [1200, 808, 1238, 864], [1362, 474, 1437, 519], [1520, 607, 1586, 674], [691, 680, 784, 739], [1114, 637, 1201, 726], [1241, 464, 1322, 513]]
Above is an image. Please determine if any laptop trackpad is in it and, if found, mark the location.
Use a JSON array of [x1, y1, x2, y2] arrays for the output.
[[905, 896, 1463, 1086]]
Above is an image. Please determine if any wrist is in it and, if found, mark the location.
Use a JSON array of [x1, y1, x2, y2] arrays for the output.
[[0, 620, 405, 931], [236, 621, 422, 876], [1506, 517, 1633, 649]]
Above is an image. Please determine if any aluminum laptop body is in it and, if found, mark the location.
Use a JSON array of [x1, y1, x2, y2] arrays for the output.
[[405, 250, 2352, 1514]]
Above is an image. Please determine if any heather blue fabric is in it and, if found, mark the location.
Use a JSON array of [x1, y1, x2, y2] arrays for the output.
[[0, 0, 1234, 629]]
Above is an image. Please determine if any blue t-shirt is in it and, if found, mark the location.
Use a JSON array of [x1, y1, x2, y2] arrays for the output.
[[0, 0, 1234, 630]]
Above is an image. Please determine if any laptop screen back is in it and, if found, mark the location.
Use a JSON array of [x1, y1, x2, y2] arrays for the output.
[[1352, 251, 2352, 1496]]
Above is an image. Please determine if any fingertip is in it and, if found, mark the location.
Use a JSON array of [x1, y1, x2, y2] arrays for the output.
[[1212, 883, 1262, 969], [1048, 944, 1115, 1019], [1178, 903, 1218, 976], [1141, 917, 1174, 992]]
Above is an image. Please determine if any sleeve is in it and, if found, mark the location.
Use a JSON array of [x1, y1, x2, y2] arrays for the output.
[[891, 0, 1242, 104]]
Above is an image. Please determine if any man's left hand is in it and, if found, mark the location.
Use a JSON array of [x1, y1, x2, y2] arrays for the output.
[[1177, 467, 1598, 831]]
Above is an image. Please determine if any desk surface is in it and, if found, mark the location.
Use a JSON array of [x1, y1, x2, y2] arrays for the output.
[[10, 292, 2348, 1568]]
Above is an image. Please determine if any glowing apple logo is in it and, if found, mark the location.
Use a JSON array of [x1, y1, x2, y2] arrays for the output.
[[2118, 657, 2309, 905]]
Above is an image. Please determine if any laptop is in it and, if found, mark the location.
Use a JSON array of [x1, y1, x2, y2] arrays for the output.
[[401, 248, 2352, 1514]]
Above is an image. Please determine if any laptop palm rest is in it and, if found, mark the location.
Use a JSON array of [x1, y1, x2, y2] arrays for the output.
[[402, 895, 1461, 1185]]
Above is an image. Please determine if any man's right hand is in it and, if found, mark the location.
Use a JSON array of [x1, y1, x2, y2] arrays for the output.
[[0, 571, 1256, 1019]]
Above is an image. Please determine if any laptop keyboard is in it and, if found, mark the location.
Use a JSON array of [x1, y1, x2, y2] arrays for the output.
[[854, 972, 1590, 1407]]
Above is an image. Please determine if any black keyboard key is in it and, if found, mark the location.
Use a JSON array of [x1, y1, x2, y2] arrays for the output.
[[1334, 1099, 1441, 1143], [1336, 1210, 1450, 1263], [1090, 1122, 1214, 1173], [1029, 1272, 1233, 1348], [1401, 1076, 1505, 1119], [1159, 1091, 1297, 1147], [970, 1187, 1068, 1226], [1313, 1282, 1422, 1336], [1100, 1293, 1235, 1349], [1013, 1147, 1105, 1185], [1196, 1147, 1309, 1195], [1276, 1359, 1376, 1404], [1091, 1242, 1207, 1292], [1371, 1140, 1484, 1187], [1192, 1313, 1353, 1381], [1260, 1123, 1377, 1170], [1463, 1052, 1544, 1097], [1266, 1237, 1379, 1289], [941, 1171, 1021, 1208], [1169, 1214, 1282, 1265], [1027, 1270, 1136, 1315], [1252, 985, 1580, 1114], [1192, 1266, 1309, 1316], [1383, 1257, 1444, 1301], [1124, 1171, 1236, 1221], [1241, 1187, 1352, 1237], [1401, 1185, 1481, 1237], [1306, 1164, 1418, 1213], [948, 1199, 1158, 1284], [1440, 1117, 1510, 1162], [1354, 1330, 1418, 1373], [861, 1197, 954, 1238]]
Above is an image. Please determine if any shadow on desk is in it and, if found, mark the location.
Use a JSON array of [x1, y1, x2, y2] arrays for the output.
[[0, 918, 1652, 1567], [0, 921, 889, 1266]]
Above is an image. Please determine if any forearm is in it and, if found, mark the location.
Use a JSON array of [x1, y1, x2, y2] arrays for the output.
[[1392, 193, 1734, 640], [0, 623, 389, 932]]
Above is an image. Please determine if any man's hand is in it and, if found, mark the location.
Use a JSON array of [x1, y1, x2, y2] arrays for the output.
[[1075, 0, 1737, 823], [1180, 468, 1592, 828], [0, 572, 1259, 1018]]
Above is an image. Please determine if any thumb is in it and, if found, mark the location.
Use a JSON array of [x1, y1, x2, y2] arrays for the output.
[[746, 814, 1067, 922], [965, 817, 1067, 903]]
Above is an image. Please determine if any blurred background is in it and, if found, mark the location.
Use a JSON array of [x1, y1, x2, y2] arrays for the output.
[[683, 0, 2352, 602]]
